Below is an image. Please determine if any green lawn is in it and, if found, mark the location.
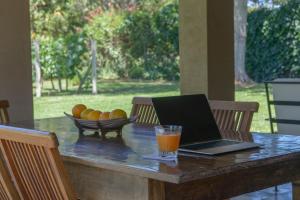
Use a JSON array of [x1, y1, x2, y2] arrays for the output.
[[235, 84, 270, 133], [34, 80, 180, 119], [34, 81, 270, 133]]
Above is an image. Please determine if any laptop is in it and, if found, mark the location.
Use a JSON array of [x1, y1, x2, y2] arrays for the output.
[[151, 94, 259, 155]]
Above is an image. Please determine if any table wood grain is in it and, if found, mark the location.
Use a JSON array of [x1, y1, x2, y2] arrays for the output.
[[10, 117, 300, 199]]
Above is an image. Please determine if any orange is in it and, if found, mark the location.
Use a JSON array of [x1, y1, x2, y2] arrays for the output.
[[87, 110, 102, 121], [109, 109, 127, 120], [72, 104, 87, 118], [156, 134, 181, 152], [99, 112, 110, 120], [80, 108, 94, 120]]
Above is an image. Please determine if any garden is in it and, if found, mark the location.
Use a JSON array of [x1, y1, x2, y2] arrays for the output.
[[31, 0, 300, 133]]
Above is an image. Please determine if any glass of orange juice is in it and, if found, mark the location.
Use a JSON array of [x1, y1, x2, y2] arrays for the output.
[[155, 125, 182, 158]]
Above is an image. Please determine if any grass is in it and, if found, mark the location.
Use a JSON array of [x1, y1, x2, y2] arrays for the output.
[[235, 84, 270, 133], [34, 80, 180, 119], [34, 80, 270, 133]]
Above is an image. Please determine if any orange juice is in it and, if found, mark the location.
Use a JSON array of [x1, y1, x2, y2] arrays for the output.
[[156, 133, 181, 152]]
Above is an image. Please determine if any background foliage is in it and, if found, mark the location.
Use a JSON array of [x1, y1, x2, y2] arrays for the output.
[[246, 0, 300, 82], [31, 0, 300, 88], [31, 0, 179, 91]]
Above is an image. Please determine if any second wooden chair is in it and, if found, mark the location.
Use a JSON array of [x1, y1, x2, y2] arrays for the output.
[[130, 97, 259, 142]]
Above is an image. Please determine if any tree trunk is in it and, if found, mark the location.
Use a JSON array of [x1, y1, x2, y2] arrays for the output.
[[33, 40, 42, 97], [50, 74, 55, 90], [234, 0, 252, 84], [77, 65, 92, 93], [91, 39, 98, 94], [66, 78, 69, 91], [58, 77, 62, 92]]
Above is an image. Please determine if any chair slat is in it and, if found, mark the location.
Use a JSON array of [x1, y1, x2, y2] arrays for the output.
[[0, 149, 20, 200], [143, 107, 149, 124], [33, 145, 59, 200], [144, 106, 151, 123], [138, 106, 146, 123], [226, 111, 235, 130], [220, 110, 227, 130], [210, 100, 259, 142], [149, 108, 157, 124], [36, 146, 62, 200], [140, 106, 147, 123], [131, 97, 160, 125], [25, 144, 52, 199], [213, 110, 222, 124], [5, 141, 33, 199], [13, 142, 43, 199]]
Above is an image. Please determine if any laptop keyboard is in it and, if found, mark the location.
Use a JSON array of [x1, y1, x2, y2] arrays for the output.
[[182, 140, 241, 150]]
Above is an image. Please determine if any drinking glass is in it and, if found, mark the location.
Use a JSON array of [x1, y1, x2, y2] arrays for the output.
[[155, 125, 182, 158]]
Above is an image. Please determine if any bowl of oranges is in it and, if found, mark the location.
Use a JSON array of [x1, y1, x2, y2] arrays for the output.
[[65, 104, 137, 136]]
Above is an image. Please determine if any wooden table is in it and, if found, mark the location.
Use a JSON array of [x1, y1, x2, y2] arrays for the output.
[[11, 117, 300, 200]]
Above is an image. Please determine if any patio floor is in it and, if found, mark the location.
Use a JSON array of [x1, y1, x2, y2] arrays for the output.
[[234, 184, 292, 200]]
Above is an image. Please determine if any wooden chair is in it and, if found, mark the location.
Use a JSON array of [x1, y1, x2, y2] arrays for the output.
[[0, 126, 77, 200], [0, 100, 9, 124], [0, 156, 20, 200], [130, 97, 160, 125], [130, 97, 259, 142], [209, 100, 259, 142]]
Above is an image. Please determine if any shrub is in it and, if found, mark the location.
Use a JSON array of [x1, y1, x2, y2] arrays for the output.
[[118, 0, 179, 80], [246, 0, 300, 82]]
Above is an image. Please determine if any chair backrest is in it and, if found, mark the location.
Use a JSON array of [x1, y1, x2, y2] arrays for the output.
[[0, 126, 77, 200], [130, 97, 160, 125], [265, 78, 300, 135], [0, 156, 20, 200], [209, 100, 259, 142], [0, 101, 10, 124], [130, 97, 259, 142]]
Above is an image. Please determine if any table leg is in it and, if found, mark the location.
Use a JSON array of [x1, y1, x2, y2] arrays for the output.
[[148, 179, 165, 200], [293, 181, 300, 200]]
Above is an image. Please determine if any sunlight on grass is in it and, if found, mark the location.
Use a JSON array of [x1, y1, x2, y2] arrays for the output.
[[235, 84, 270, 133], [34, 81, 270, 133], [34, 81, 180, 119]]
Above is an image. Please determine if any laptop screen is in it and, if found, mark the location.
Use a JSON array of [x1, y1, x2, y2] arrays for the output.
[[152, 94, 221, 145]]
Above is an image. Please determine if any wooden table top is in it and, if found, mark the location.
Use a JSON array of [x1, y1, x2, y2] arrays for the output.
[[10, 117, 300, 184]]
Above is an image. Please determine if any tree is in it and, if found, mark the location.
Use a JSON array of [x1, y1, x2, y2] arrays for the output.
[[91, 39, 98, 94], [234, 0, 252, 84], [118, 0, 179, 80], [30, 0, 97, 93], [246, 0, 300, 82], [235, 0, 290, 84]]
